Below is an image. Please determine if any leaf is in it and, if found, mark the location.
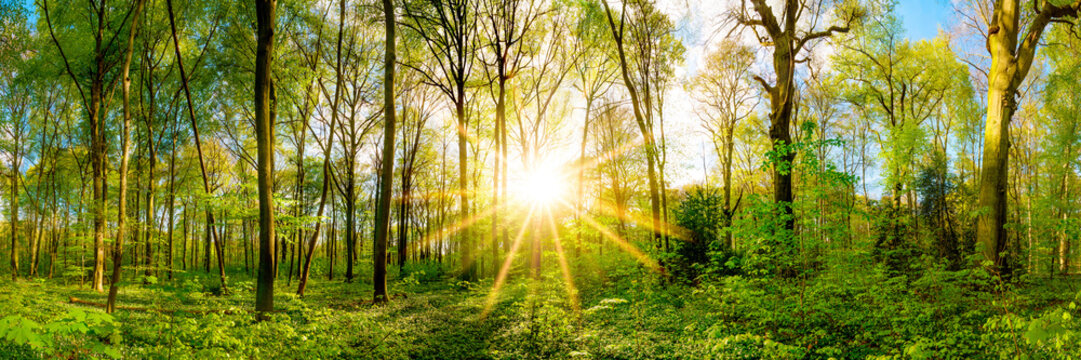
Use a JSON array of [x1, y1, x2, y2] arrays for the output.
[[1024, 319, 1049, 344]]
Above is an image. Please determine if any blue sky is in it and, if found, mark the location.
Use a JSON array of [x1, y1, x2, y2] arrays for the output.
[[897, 0, 952, 40]]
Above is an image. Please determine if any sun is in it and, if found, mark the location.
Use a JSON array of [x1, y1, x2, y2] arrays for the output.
[[512, 163, 567, 207]]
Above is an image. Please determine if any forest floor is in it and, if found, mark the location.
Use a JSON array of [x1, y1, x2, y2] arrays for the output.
[[3, 257, 1081, 359]]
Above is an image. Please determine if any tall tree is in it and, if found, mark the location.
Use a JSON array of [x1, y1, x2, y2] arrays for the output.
[[43, 0, 132, 292], [0, 3, 30, 281], [401, 0, 480, 280], [1043, 27, 1081, 274], [732, 0, 861, 232], [106, 0, 146, 313], [480, 0, 542, 272], [373, 0, 396, 304], [570, 0, 615, 259], [689, 40, 756, 251], [600, 0, 678, 251], [167, 0, 228, 291], [975, 0, 1081, 274], [254, 0, 278, 316]]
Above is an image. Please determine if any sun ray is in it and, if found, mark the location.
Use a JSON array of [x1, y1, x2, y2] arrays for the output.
[[481, 205, 538, 318], [545, 206, 580, 317], [584, 199, 691, 241], [572, 208, 664, 274], [563, 135, 644, 179], [412, 203, 503, 257]]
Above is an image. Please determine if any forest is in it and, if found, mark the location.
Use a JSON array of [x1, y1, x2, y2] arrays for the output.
[[1, 0, 1081, 358]]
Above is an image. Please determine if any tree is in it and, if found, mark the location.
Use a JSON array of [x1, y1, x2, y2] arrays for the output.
[[689, 40, 756, 251], [570, 0, 615, 259], [167, 0, 228, 291], [325, 9, 381, 283], [373, 0, 396, 304], [513, 6, 580, 276], [0, 3, 30, 281], [294, 0, 331, 297], [975, 0, 1081, 274], [624, 0, 682, 252], [1042, 27, 1081, 274], [395, 74, 436, 273], [254, 0, 277, 316], [479, 0, 543, 274], [106, 0, 146, 313], [43, 0, 134, 292], [834, 6, 959, 210], [732, 0, 861, 232], [600, 0, 666, 251], [401, 0, 480, 280]]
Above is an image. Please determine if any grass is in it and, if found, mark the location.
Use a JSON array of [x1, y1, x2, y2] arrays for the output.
[[3, 255, 1081, 359]]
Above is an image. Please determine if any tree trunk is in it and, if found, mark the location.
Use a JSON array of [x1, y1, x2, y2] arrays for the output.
[[373, 0, 396, 303], [602, 2, 663, 250], [144, 126, 156, 281], [456, 91, 474, 280], [977, 0, 1081, 275], [107, 0, 145, 312], [168, 0, 228, 291], [254, 0, 278, 317], [9, 141, 18, 281], [166, 116, 178, 280]]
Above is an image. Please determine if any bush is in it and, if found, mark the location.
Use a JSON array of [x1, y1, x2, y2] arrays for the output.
[[669, 186, 740, 283]]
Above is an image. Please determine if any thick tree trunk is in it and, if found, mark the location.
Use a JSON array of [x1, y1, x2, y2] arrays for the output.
[[492, 75, 506, 274], [768, 45, 796, 232], [90, 82, 106, 293], [344, 188, 355, 282], [976, 0, 1081, 275]]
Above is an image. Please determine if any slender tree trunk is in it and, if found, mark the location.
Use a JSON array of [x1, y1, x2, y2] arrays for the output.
[[166, 117, 178, 280], [373, 0, 396, 303], [168, 0, 228, 291], [575, 98, 591, 262], [602, 3, 663, 249], [456, 93, 474, 280], [724, 124, 735, 251], [254, 0, 278, 317], [144, 127, 156, 280], [1060, 164, 1071, 273], [107, 0, 145, 312], [10, 142, 19, 281]]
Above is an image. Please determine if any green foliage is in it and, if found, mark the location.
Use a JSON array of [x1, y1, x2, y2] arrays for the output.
[[668, 186, 738, 283], [0, 308, 122, 359], [732, 195, 797, 278]]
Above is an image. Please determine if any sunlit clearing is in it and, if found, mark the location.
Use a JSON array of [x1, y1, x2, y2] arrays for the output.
[[511, 162, 567, 207]]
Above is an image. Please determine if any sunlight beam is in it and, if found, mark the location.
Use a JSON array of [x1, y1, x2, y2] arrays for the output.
[[545, 206, 580, 317], [481, 206, 538, 318]]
